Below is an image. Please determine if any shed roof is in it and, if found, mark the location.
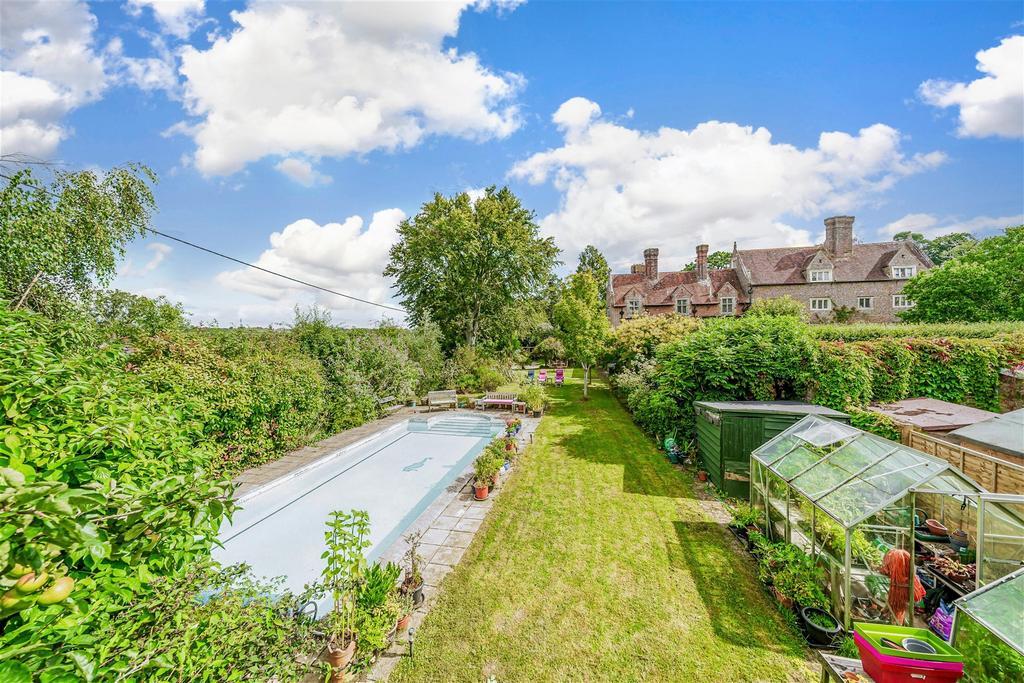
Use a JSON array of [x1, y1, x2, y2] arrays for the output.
[[752, 415, 981, 528], [868, 398, 998, 432], [948, 409, 1024, 459], [694, 400, 849, 417]]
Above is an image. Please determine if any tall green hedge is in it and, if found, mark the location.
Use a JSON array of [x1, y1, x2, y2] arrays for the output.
[[616, 315, 1024, 440], [810, 321, 1024, 341]]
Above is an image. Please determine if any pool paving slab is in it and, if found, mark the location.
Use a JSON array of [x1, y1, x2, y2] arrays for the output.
[[235, 406, 540, 683]]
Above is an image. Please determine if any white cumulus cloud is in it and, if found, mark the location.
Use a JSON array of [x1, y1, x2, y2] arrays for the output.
[[880, 212, 1024, 239], [510, 98, 947, 269], [120, 242, 173, 277], [919, 35, 1024, 139], [126, 0, 206, 40], [0, 0, 107, 158], [215, 209, 405, 320], [174, 1, 523, 177], [274, 157, 332, 187]]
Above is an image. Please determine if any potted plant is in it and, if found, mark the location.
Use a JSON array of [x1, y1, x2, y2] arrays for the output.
[[727, 502, 761, 548], [520, 383, 546, 417], [799, 606, 841, 646], [321, 510, 371, 681], [395, 591, 414, 631], [401, 530, 425, 608], [697, 470, 708, 482]]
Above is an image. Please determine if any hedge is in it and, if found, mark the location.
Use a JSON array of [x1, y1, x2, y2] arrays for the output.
[[810, 321, 1024, 341], [615, 315, 1024, 441]]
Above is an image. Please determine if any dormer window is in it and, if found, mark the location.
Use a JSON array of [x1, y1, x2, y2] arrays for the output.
[[675, 298, 690, 315], [626, 298, 642, 317], [809, 269, 832, 282], [720, 297, 735, 315], [892, 266, 916, 279]]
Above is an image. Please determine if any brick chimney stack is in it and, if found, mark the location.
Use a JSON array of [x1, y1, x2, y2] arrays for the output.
[[824, 216, 855, 256], [643, 248, 659, 280], [696, 244, 709, 282]]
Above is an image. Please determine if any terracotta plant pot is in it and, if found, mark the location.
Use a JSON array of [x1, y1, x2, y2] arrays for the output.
[[697, 470, 708, 482], [950, 529, 969, 550], [397, 613, 412, 631], [925, 519, 948, 536], [326, 639, 356, 681], [474, 483, 489, 500]]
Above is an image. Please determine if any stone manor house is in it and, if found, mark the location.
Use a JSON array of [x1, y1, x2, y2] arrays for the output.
[[607, 216, 933, 325]]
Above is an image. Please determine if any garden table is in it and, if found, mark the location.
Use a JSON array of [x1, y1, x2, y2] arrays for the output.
[[816, 652, 873, 683]]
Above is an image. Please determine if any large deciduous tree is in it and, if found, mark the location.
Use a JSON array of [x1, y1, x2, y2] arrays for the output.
[[0, 164, 157, 314], [576, 245, 610, 305], [893, 230, 977, 265], [901, 226, 1023, 322], [683, 250, 732, 271], [553, 271, 610, 398], [384, 187, 559, 350]]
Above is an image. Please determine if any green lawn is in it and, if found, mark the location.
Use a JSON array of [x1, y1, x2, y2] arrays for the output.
[[389, 370, 816, 683]]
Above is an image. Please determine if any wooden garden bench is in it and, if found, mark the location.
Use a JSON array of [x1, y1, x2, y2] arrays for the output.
[[475, 392, 524, 413], [426, 389, 458, 411]]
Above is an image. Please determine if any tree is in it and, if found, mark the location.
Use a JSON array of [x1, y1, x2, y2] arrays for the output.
[[552, 271, 610, 398], [576, 245, 611, 305], [745, 295, 807, 320], [901, 226, 1023, 322], [0, 164, 157, 314], [682, 250, 732, 271], [384, 187, 560, 350], [893, 230, 977, 265]]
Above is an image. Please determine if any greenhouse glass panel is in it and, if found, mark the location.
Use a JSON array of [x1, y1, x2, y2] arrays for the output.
[[978, 498, 1024, 586], [789, 437, 894, 500], [752, 434, 802, 465], [860, 449, 947, 497], [954, 569, 1024, 656], [817, 479, 892, 526], [773, 445, 829, 479], [786, 416, 859, 447]]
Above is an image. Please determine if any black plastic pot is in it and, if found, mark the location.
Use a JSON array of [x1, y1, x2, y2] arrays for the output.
[[799, 606, 841, 646], [412, 583, 424, 608]]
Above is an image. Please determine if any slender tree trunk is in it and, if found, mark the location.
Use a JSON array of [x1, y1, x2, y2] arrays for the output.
[[583, 364, 590, 399], [13, 271, 42, 310]]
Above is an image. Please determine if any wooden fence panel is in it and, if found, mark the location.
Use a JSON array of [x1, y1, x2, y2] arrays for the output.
[[906, 431, 1024, 494]]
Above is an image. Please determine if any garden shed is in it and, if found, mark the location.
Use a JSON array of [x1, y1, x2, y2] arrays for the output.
[[749, 415, 1024, 630], [947, 408, 1024, 463], [951, 567, 1024, 682], [694, 401, 850, 498]]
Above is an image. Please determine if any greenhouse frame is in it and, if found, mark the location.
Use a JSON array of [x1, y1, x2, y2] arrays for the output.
[[749, 415, 1024, 630], [951, 568, 1024, 682]]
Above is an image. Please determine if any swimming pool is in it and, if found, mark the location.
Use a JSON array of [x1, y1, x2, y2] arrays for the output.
[[215, 414, 501, 599]]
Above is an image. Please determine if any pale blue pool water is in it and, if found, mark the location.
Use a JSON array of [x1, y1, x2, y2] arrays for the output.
[[214, 414, 501, 600]]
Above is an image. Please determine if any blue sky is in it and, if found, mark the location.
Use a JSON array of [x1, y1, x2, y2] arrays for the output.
[[2, 0, 1022, 326]]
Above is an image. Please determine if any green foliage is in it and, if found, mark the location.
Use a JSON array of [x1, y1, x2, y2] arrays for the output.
[[683, 250, 732, 271], [89, 289, 187, 339], [576, 245, 611, 305], [745, 296, 807, 320], [728, 502, 762, 529], [607, 314, 701, 370], [954, 610, 1024, 683], [631, 316, 817, 438], [518, 382, 547, 412], [848, 407, 901, 442], [439, 346, 510, 393], [893, 230, 977, 266], [834, 635, 858, 658], [87, 563, 320, 682], [810, 342, 874, 410], [901, 226, 1024, 322], [321, 510, 371, 646], [749, 534, 829, 610], [0, 165, 156, 315], [811, 321, 1024, 341], [532, 335, 565, 364], [473, 447, 504, 486], [552, 271, 611, 397], [384, 186, 560, 350], [0, 305, 235, 679], [133, 327, 328, 475]]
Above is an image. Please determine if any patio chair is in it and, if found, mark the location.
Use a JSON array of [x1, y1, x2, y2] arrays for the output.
[[538, 369, 547, 383], [555, 368, 564, 385], [526, 368, 535, 382]]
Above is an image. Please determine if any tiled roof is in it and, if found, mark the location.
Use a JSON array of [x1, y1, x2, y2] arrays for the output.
[[734, 240, 933, 286], [610, 268, 748, 306]]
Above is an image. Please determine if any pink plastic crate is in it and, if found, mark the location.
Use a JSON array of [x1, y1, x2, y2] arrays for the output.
[[854, 632, 964, 683]]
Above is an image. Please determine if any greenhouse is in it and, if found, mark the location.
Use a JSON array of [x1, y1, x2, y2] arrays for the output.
[[951, 568, 1024, 682], [750, 415, 1024, 630]]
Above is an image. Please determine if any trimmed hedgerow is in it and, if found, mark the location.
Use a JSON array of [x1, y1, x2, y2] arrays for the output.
[[811, 321, 1024, 341]]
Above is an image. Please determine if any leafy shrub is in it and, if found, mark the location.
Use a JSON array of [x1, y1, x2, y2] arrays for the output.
[[848, 407, 901, 441], [809, 342, 874, 410], [533, 335, 565, 364], [607, 313, 700, 370], [440, 345, 510, 392], [746, 295, 807, 320], [0, 305, 235, 680]]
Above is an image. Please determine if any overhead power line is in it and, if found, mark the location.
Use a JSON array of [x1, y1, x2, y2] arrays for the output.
[[0, 170, 406, 314], [145, 228, 406, 313]]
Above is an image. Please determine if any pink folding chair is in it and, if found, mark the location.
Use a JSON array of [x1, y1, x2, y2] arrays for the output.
[[555, 368, 564, 385], [538, 369, 547, 383]]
